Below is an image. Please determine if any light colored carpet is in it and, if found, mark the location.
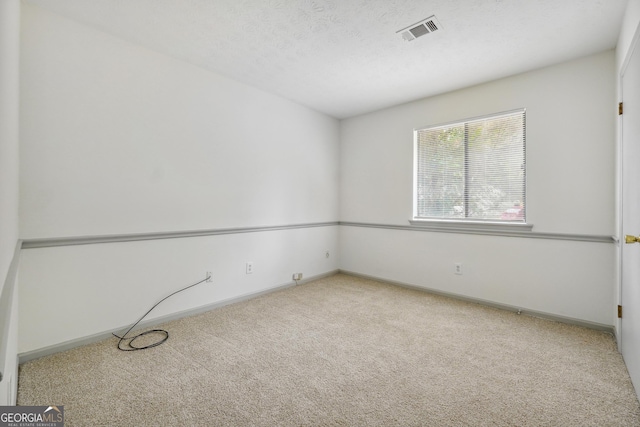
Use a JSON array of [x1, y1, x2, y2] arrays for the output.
[[18, 273, 640, 426]]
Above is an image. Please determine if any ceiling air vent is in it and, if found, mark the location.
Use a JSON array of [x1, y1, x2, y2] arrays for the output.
[[397, 15, 442, 42]]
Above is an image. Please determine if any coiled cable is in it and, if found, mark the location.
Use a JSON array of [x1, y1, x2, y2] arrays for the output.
[[113, 275, 210, 351]]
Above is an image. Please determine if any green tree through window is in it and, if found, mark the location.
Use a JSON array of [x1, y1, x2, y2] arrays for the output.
[[414, 109, 525, 222]]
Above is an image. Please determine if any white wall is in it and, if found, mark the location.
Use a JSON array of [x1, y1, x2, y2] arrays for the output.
[[19, 227, 338, 355], [617, 0, 640, 73], [20, 5, 339, 238], [340, 227, 614, 325], [340, 51, 616, 326], [0, 1, 20, 285], [19, 4, 339, 354], [0, 0, 21, 406]]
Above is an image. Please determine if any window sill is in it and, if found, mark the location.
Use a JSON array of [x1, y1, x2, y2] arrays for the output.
[[408, 219, 533, 236]]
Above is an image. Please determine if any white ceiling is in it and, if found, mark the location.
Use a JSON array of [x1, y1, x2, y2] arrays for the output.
[[26, 0, 628, 119]]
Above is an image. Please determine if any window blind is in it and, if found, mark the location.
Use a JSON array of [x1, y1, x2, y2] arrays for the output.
[[415, 109, 526, 222]]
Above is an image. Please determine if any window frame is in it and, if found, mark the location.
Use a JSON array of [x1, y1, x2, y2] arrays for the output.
[[411, 108, 532, 233]]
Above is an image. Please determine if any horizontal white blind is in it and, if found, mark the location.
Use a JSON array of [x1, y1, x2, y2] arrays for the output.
[[415, 109, 525, 222]]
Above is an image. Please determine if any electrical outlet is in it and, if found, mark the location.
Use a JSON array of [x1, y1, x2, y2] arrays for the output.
[[206, 272, 213, 282], [454, 263, 463, 275], [246, 262, 254, 274], [293, 273, 303, 281]]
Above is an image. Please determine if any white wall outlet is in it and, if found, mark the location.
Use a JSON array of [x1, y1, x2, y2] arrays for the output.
[[246, 262, 254, 274], [454, 263, 463, 275], [293, 273, 303, 281], [206, 272, 213, 282]]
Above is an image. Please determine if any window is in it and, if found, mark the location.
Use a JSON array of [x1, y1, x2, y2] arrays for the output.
[[413, 109, 526, 224]]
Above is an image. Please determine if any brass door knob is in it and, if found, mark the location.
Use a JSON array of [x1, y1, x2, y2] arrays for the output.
[[625, 235, 640, 244]]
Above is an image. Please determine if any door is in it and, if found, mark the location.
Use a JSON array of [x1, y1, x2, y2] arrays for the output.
[[621, 33, 640, 397]]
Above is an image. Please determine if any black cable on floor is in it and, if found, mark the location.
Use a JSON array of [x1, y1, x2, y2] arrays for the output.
[[113, 275, 211, 351]]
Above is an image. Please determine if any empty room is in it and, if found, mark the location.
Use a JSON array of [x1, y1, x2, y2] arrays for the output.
[[2, 0, 640, 425]]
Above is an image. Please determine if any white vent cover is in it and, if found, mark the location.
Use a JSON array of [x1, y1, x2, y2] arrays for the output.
[[397, 16, 442, 42]]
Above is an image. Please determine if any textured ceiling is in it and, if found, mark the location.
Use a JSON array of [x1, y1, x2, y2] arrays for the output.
[[25, 0, 628, 119]]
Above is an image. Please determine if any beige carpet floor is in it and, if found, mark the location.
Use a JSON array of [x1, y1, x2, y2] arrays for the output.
[[17, 273, 640, 426]]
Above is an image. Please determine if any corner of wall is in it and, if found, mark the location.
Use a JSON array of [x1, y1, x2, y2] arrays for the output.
[[0, 0, 21, 406]]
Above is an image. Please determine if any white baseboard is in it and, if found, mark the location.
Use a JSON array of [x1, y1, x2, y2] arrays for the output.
[[339, 269, 615, 334]]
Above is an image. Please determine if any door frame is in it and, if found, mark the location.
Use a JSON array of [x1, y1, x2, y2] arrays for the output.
[[617, 15, 640, 387], [618, 19, 640, 346]]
